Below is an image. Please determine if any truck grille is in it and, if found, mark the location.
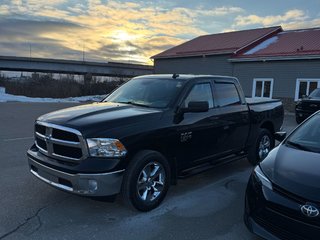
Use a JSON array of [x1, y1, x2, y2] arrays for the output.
[[34, 121, 87, 161]]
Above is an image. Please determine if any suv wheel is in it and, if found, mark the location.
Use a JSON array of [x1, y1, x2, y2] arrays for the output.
[[121, 150, 170, 211]]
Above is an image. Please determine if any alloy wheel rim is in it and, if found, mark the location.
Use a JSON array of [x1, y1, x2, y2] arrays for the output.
[[258, 135, 271, 160], [137, 162, 166, 202]]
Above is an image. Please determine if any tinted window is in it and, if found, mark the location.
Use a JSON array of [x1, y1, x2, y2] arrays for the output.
[[263, 81, 271, 98], [286, 114, 320, 153], [184, 83, 214, 108], [105, 78, 185, 108], [255, 81, 262, 97], [215, 82, 241, 107], [309, 88, 320, 99]]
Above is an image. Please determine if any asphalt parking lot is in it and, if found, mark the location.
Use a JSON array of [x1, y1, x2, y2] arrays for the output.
[[0, 102, 297, 240]]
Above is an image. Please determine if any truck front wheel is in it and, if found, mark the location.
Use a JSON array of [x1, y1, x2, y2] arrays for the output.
[[121, 150, 171, 211], [248, 129, 274, 165]]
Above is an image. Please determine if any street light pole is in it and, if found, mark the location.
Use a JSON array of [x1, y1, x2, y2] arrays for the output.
[[82, 43, 85, 62]]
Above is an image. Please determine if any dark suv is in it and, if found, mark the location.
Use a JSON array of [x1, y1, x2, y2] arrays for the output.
[[296, 88, 320, 124]]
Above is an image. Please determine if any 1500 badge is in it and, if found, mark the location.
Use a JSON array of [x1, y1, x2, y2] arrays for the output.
[[180, 132, 192, 142]]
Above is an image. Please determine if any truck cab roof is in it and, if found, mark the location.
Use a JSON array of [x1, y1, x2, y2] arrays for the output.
[[134, 74, 238, 82]]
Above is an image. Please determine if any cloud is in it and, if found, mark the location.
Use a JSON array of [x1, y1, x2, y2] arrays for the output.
[[0, 18, 81, 35], [2, 0, 226, 63], [67, 3, 87, 15], [231, 9, 320, 32], [27, 0, 66, 5], [0, 18, 85, 59], [0, 5, 10, 15], [2, 1, 318, 65], [233, 9, 308, 27], [281, 18, 320, 30], [197, 6, 244, 16], [222, 28, 237, 33]]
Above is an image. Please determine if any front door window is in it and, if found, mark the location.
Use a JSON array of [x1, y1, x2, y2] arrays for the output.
[[184, 83, 214, 108]]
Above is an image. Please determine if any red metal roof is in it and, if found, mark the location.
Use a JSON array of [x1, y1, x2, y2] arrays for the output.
[[152, 26, 282, 59], [234, 27, 320, 60]]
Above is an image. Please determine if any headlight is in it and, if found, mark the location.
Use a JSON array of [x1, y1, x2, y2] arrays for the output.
[[253, 166, 273, 190], [86, 138, 127, 157]]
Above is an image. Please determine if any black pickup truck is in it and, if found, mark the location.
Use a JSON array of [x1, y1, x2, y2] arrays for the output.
[[295, 88, 320, 124], [27, 74, 283, 211]]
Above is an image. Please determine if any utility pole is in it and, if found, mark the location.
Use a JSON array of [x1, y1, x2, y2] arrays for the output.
[[82, 43, 85, 62]]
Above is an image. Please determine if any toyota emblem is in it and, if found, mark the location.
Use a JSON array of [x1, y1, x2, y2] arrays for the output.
[[301, 204, 319, 218]]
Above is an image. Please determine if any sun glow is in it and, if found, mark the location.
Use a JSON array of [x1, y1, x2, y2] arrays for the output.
[[112, 30, 135, 42]]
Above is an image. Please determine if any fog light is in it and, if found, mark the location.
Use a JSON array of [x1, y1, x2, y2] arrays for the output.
[[88, 180, 98, 191]]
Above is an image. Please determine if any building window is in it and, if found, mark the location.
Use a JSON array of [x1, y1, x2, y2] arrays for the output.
[[252, 78, 274, 98], [295, 79, 320, 101]]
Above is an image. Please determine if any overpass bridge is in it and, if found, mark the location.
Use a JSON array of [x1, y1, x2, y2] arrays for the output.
[[0, 56, 154, 77]]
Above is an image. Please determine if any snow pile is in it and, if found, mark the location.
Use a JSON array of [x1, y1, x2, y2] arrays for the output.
[[244, 36, 278, 55], [0, 87, 105, 103]]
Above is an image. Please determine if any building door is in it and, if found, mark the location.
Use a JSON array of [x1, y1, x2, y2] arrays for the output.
[[295, 79, 320, 101], [252, 78, 274, 98]]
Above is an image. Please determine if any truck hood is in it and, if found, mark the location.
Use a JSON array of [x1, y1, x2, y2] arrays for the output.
[[298, 99, 320, 112], [37, 102, 163, 137], [261, 145, 320, 202]]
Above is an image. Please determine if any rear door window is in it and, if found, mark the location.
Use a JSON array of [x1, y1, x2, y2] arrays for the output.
[[214, 82, 241, 107]]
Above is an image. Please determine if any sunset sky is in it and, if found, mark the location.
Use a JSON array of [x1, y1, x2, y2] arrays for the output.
[[0, 0, 320, 64]]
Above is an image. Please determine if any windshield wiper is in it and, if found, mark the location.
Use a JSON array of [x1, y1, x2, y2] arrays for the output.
[[286, 140, 312, 152], [117, 101, 150, 108]]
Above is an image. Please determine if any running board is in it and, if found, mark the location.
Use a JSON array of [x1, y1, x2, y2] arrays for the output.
[[178, 154, 247, 179]]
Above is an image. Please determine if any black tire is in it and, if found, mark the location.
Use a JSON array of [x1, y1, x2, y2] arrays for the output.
[[121, 150, 171, 211], [248, 129, 274, 166]]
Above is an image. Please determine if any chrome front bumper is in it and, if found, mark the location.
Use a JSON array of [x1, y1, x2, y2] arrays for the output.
[[28, 157, 124, 196]]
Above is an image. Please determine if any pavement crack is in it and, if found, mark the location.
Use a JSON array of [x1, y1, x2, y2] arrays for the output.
[[0, 206, 47, 240], [27, 212, 43, 236], [0, 196, 72, 239]]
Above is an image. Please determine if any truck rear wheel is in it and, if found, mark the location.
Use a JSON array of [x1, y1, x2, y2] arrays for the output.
[[121, 150, 171, 211], [248, 129, 274, 166]]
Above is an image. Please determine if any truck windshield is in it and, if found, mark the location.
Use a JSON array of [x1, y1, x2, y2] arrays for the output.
[[285, 114, 320, 153], [309, 88, 320, 99], [104, 78, 185, 108]]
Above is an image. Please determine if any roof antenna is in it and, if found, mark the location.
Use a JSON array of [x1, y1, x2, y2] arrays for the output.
[[172, 73, 179, 79]]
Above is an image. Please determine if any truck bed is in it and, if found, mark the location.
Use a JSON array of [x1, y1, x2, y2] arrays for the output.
[[245, 97, 281, 105]]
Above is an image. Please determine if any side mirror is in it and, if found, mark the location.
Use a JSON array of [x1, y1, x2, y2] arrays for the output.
[[302, 95, 308, 99], [274, 132, 286, 142], [174, 101, 209, 124], [185, 101, 209, 113]]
